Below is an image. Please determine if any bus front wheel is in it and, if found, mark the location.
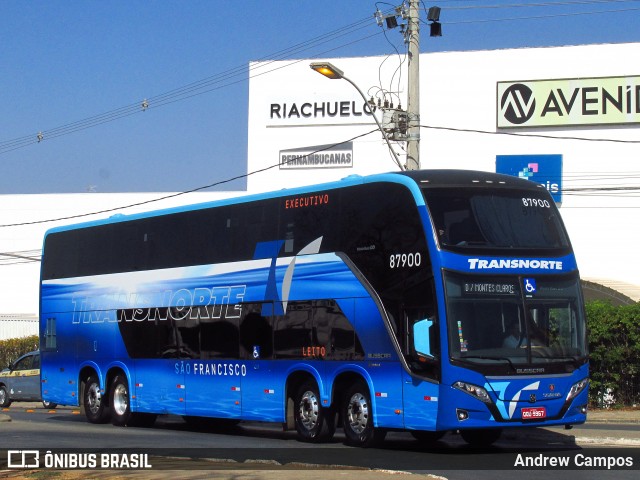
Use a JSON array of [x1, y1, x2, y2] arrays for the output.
[[83, 374, 109, 424], [293, 381, 334, 442], [341, 381, 386, 447]]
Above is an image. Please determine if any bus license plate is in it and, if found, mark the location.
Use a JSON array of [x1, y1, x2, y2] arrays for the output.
[[521, 406, 546, 419]]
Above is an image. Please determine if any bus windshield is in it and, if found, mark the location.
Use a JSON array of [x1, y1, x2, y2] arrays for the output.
[[422, 187, 570, 251], [444, 272, 587, 374]]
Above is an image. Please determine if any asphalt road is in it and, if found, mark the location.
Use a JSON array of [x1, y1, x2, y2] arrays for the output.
[[1, 405, 639, 479]]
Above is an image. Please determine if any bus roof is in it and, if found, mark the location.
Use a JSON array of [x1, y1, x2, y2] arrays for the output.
[[43, 169, 544, 236]]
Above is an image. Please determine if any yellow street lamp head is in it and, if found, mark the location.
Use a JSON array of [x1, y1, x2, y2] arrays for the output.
[[309, 62, 344, 80]]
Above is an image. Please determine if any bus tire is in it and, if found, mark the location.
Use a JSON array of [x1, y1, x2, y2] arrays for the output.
[[83, 374, 109, 424], [341, 381, 386, 447], [460, 428, 502, 446], [110, 374, 132, 426], [293, 380, 333, 442]]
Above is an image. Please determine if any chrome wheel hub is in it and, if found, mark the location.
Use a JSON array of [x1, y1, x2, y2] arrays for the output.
[[113, 383, 128, 416], [299, 390, 319, 430], [347, 392, 369, 434]]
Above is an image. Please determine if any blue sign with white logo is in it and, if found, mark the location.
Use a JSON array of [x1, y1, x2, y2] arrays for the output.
[[496, 154, 562, 204], [523, 278, 537, 295]]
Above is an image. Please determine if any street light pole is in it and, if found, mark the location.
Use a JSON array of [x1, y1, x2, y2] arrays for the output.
[[309, 62, 405, 171], [406, 0, 420, 171]]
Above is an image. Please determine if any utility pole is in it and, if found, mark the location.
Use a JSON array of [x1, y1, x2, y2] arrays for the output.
[[406, 0, 421, 171], [373, 3, 440, 170]]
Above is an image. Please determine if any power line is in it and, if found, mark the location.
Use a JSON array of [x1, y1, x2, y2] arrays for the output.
[[443, 0, 640, 10], [0, 129, 380, 228], [0, 17, 382, 156], [3, 119, 640, 228], [419, 124, 640, 143], [3, 4, 639, 156], [0, 250, 42, 265], [443, 6, 640, 24]]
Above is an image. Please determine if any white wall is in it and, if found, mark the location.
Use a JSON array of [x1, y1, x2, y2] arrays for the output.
[[0, 315, 38, 341]]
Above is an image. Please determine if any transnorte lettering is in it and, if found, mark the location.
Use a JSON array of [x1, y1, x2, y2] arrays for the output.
[[467, 258, 563, 270]]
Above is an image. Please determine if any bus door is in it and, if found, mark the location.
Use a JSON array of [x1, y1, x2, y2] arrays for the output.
[[402, 310, 440, 431], [238, 302, 279, 422]]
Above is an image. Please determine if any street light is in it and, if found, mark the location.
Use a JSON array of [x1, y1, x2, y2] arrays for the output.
[[310, 62, 404, 171]]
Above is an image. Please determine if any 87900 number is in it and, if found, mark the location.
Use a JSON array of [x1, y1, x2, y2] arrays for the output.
[[522, 197, 551, 208], [389, 252, 422, 269]]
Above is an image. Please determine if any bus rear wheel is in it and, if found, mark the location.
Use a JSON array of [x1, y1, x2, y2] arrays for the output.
[[341, 381, 386, 447], [110, 374, 156, 427], [83, 374, 109, 423], [293, 381, 334, 442], [460, 428, 502, 446], [110, 374, 132, 426]]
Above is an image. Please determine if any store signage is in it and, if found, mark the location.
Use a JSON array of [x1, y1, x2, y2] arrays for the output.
[[497, 76, 640, 128], [270, 100, 373, 121], [279, 142, 353, 170], [496, 154, 562, 204]]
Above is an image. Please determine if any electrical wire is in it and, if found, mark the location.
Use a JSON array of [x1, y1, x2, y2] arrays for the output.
[[0, 16, 382, 155], [441, 6, 640, 25], [419, 124, 640, 143], [442, 0, 640, 10], [0, 129, 380, 228], [0, 250, 42, 265], [3, 3, 639, 154]]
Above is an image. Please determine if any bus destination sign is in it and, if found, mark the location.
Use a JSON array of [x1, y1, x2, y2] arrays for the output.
[[464, 282, 517, 296]]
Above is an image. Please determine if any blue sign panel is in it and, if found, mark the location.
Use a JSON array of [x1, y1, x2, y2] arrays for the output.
[[496, 154, 562, 204]]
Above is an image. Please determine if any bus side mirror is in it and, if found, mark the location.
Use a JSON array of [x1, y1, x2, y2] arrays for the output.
[[413, 318, 435, 360]]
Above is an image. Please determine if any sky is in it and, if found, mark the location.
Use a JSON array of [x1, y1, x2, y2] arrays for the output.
[[2, 0, 640, 194]]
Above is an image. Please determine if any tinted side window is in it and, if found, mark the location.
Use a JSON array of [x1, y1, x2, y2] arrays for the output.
[[42, 199, 279, 280], [340, 183, 430, 290], [274, 301, 313, 358], [273, 300, 363, 360], [14, 355, 34, 370], [200, 316, 240, 359], [315, 299, 363, 360], [279, 190, 338, 255], [117, 308, 177, 359], [239, 303, 274, 360]]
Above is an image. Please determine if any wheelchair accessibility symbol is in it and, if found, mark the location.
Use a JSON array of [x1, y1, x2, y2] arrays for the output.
[[524, 278, 537, 295]]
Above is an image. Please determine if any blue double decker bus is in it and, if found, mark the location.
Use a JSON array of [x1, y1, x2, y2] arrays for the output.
[[40, 169, 588, 446]]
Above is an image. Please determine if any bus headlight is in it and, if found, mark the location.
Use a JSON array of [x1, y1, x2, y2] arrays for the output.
[[566, 378, 589, 401], [453, 381, 491, 404]]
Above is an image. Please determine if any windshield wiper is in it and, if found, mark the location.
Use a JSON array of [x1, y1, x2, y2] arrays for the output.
[[458, 355, 517, 371], [534, 355, 583, 368]]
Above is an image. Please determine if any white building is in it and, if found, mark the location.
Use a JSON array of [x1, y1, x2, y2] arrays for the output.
[[1, 42, 638, 337]]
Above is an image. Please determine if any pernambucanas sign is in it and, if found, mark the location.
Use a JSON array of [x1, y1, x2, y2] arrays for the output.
[[497, 75, 640, 128]]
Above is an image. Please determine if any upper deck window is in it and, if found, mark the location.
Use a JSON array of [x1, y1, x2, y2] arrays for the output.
[[422, 187, 570, 252]]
